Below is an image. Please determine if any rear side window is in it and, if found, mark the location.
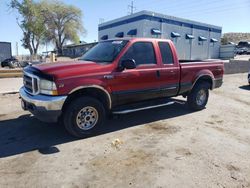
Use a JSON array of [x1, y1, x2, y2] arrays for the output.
[[122, 42, 156, 65], [158, 42, 174, 65]]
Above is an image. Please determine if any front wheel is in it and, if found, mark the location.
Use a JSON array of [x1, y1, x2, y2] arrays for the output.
[[63, 96, 106, 138], [187, 83, 209, 111]]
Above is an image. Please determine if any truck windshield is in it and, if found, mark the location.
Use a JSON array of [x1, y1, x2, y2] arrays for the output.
[[79, 40, 128, 63]]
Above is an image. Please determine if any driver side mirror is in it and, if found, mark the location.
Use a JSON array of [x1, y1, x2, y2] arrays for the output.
[[120, 59, 136, 71]]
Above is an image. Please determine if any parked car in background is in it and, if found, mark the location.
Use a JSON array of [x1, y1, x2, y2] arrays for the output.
[[0, 58, 37, 68], [235, 47, 248, 55], [236, 41, 250, 55], [1, 57, 19, 68], [237, 41, 250, 48]]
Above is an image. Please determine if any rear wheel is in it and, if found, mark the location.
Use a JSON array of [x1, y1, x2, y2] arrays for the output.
[[63, 96, 106, 138], [187, 83, 209, 110]]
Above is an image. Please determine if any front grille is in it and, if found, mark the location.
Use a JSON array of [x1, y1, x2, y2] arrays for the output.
[[23, 72, 39, 95]]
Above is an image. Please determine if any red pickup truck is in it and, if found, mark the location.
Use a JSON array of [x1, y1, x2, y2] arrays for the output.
[[20, 38, 224, 137]]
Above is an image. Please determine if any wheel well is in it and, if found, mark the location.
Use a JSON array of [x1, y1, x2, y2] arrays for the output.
[[62, 88, 111, 113], [193, 75, 213, 90]]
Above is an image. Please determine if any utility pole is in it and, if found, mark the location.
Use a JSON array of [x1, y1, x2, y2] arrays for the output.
[[128, 1, 136, 15], [16, 42, 18, 56], [99, 18, 105, 24]]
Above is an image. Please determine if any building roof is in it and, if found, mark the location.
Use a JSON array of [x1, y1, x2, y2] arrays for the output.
[[0, 41, 11, 44], [98, 10, 222, 33]]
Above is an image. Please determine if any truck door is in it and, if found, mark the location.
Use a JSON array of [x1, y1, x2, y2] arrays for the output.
[[157, 41, 180, 97], [110, 41, 162, 105]]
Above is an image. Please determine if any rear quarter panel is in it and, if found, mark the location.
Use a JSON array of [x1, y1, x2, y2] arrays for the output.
[[180, 61, 224, 89]]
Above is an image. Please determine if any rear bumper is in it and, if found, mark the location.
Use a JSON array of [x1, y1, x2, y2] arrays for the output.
[[19, 87, 67, 123], [213, 78, 223, 89]]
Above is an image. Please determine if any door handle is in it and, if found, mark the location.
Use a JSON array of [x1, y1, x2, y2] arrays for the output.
[[156, 70, 160, 78], [169, 70, 176, 75]]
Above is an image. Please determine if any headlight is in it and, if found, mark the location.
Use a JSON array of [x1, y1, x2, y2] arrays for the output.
[[39, 79, 58, 95]]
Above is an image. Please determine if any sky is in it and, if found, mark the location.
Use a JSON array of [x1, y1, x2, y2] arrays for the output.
[[0, 0, 250, 55]]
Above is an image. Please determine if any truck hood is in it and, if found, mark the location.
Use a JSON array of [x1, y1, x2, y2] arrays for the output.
[[33, 61, 112, 79]]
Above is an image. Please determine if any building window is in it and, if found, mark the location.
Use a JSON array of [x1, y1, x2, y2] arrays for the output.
[[171, 32, 181, 38], [171, 32, 181, 44], [210, 38, 218, 47], [151, 28, 161, 38], [210, 38, 218, 43], [198, 36, 207, 45], [186, 34, 195, 40], [127, 29, 137, 36], [186, 34, 195, 44], [115, 32, 124, 38], [101, 35, 108, 40]]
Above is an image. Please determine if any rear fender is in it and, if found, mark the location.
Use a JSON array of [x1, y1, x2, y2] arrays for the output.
[[191, 70, 215, 90]]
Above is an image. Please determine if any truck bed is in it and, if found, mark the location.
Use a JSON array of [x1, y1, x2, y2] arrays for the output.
[[179, 59, 221, 63], [179, 60, 224, 94]]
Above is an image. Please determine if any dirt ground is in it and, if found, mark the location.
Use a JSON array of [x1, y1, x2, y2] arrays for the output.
[[0, 73, 249, 188]]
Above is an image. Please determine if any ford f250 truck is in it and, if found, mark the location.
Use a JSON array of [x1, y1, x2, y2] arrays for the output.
[[20, 38, 224, 137]]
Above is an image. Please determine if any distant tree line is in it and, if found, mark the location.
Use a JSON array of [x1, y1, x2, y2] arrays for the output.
[[10, 0, 86, 55]]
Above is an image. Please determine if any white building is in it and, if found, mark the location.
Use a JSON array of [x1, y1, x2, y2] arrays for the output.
[[0, 42, 12, 62], [98, 11, 222, 60]]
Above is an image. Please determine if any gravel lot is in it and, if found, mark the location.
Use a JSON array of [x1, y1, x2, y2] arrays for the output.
[[0, 73, 249, 188]]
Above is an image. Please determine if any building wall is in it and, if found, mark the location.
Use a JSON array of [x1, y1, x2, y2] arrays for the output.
[[98, 20, 145, 39], [163, 22, 193, 59], [0, 42, 12, 62], [98, 11, 222, 60]]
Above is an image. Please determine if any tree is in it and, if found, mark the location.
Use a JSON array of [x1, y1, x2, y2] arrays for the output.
[[41, 0, 85, 55], [10, 0, 46, 55], [221, 35, 229, 45]]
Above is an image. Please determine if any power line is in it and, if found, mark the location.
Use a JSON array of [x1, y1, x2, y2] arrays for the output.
[[135, 0, 249, 21], [99, 18, 105, 24], [145, 0, 220, 14], [171, 1, 250, 17], [137, 0, 249, 16], [169, 0, 250, 16], [138, 0, 203, 11]]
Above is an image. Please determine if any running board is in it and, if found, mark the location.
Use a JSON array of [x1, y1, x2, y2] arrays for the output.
[[112, 101, 175, 115]]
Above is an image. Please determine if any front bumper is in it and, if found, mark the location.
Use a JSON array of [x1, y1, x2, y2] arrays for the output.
[[19, 87, 67, 123]]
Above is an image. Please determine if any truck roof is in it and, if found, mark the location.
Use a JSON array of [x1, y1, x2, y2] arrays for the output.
[[102, 37, 172, 43]]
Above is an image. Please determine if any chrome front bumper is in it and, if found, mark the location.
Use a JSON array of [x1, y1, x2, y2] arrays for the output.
[[19, 87, 67, 122]]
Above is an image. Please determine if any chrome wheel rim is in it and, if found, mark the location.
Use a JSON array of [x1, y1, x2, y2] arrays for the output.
[[196, 89, 207, 106], [76, 106, 98, 130]]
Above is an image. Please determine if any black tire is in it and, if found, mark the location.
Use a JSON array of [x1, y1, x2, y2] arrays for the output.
[[187, 82, 209, 111], [63, 96, 106, 138]]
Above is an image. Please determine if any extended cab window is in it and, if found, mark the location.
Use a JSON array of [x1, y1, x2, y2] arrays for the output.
[[122, 42, 156, 65], [80, 40, 128, 63], [158, 42, 174, 64]]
